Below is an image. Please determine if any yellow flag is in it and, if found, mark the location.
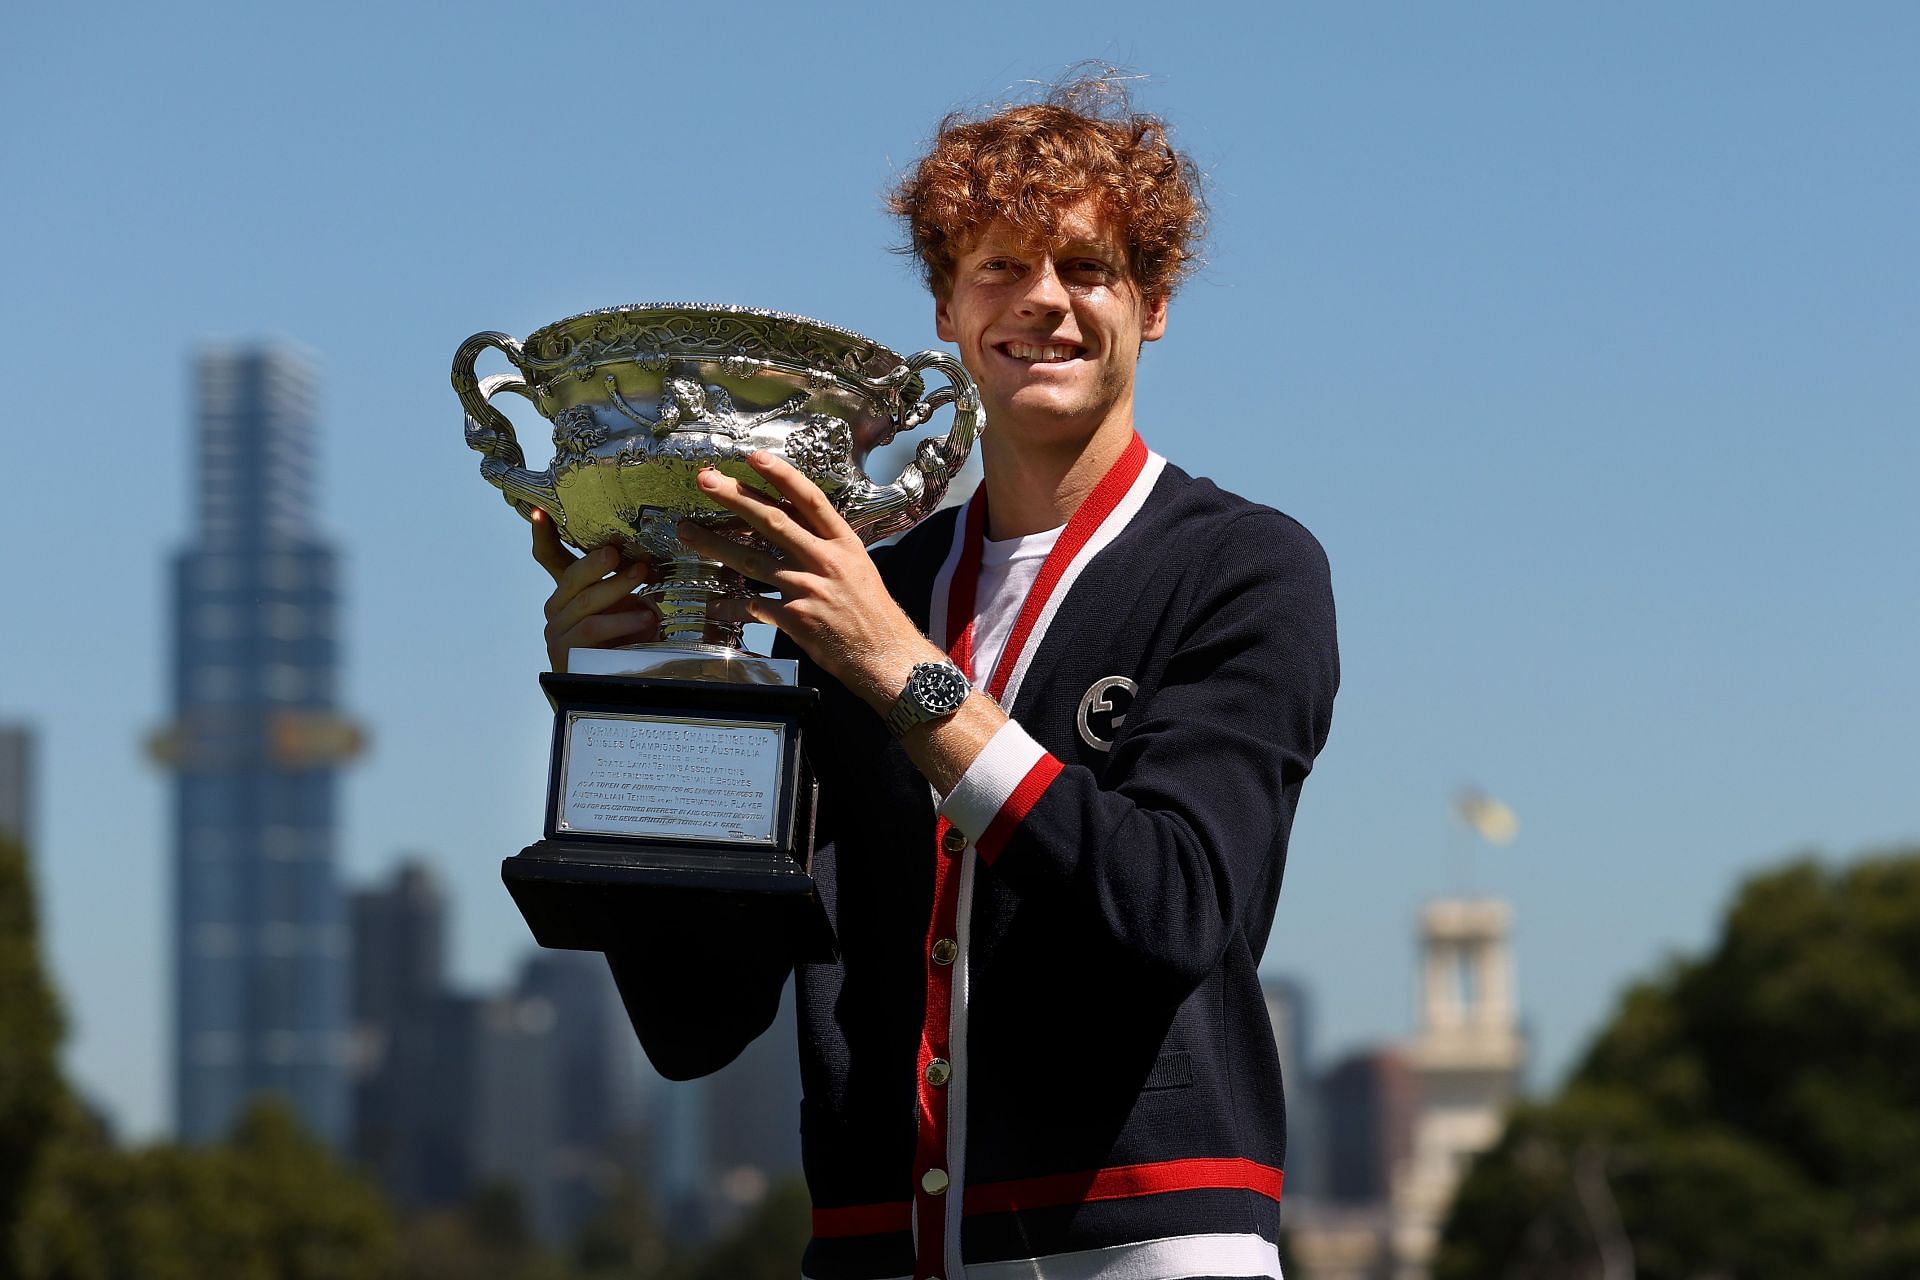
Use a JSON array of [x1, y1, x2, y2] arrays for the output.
[[1453, 788, 1519, 845]]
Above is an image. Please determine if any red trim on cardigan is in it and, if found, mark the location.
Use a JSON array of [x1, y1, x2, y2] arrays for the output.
[[811, 1200, 913, 1238], [810, 1157, 1285, 1238], [979, 431, 1148, 703], [944, 485, 991, 679], [966, 1156, 1285, 1214], [911, 815, 963, 1278], [905, 433, 1151, 1277], [974, 754, 1065, 865]]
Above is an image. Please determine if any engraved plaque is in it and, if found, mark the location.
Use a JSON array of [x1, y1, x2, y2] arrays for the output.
[[557, 713, 784, 845]]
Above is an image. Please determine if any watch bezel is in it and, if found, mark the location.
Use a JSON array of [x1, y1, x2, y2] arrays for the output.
[[887, 660, 971, 736], [910, 661, 971, 715]]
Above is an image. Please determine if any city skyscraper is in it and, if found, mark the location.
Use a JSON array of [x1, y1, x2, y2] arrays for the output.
[[350, 858, 451, 1200], [1318, 1048, 1415, 1207], [151, 345, 363, 1146], [349, 858, 657, 1240], [515, 948, 652, 1235], [1262, 975, 1324, 1202], [704, 980, 803, 1219]]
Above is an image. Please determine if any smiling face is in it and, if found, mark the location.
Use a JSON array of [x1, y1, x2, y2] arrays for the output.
[[934, 200, 1168, 457]]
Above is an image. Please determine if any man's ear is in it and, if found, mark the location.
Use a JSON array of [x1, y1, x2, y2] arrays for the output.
[[934, 294, 956, 343], [1141, 294, 1169, 344]]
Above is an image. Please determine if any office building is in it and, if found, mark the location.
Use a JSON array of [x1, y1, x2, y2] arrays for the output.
[[1264, 975, 1324, 1202], [1319, 1048, 1415, 1207], [469, 987, 567, 1237], [350, 869, 655, 1242], [427, 960, 640, 1243], [350, 859, 451, 1202], [629, 980, 805, 1239], [516, 949, 652, 1236], [705, 980, 803, 1212], [152, 346, 364, 1146]]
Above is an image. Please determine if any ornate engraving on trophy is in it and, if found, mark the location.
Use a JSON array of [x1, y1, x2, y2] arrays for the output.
[[457, 304, 980, 953], [557, 713, 784, 845], [605, 370, 811, 441], [784, 415, 855, 482], [454, 304, 984, 590], [553, 406, 610, 467]]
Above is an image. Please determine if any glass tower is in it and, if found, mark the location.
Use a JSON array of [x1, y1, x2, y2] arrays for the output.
[[154, 346, 363, 1146]]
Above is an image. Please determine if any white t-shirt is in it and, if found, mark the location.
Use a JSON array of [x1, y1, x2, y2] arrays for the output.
[[968, 523, 1063, 689]]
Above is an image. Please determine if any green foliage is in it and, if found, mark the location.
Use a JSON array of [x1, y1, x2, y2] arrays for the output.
[[397, 1181, 573, 1280], [0, 833, 66, 1262], [570, 1177, 672, 1279], [17, 1099, 398, 1280], [393, 1175, 809, 1280], [678, 1178, 812, 1280], [1438, 851, 1920, 1280], [2, 829, 818, 1279]]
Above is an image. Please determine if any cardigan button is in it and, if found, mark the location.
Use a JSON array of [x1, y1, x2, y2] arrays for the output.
[[931, 938, 957, 966], [942, 828, 968, 853], [925, 1058, 952, 1086], [921, 1167, 950, 1195]]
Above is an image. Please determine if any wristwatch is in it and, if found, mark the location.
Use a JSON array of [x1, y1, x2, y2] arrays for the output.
[[884, 660, 973, 737]]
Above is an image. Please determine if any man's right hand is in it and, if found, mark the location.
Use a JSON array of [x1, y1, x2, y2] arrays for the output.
[[531, 508, 658, 672]]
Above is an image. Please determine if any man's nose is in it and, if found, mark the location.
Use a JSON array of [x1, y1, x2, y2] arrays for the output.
[[1016, 256, 1069, 316]]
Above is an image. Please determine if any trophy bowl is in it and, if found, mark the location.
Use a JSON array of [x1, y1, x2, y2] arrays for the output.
[[453, 304, 981, 954], [454, 303, 982, 648]]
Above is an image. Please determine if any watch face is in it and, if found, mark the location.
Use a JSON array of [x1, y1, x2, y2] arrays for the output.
[[914, 663, 971, 715]]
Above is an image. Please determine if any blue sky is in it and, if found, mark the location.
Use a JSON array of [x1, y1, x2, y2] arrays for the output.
[[2, 2, 1915, 1139]]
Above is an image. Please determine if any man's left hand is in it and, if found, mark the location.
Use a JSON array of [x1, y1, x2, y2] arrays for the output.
[[678, 451, 943, 712]]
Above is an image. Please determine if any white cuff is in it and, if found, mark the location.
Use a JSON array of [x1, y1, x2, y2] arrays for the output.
[[938, 719, 1049, 844]]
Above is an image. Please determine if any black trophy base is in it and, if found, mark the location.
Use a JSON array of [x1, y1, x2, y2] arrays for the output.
[[504, 671, 834, 962], [503, 839, 834, 961]]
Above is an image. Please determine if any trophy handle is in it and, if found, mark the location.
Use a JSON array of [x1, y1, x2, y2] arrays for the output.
[[453, 330, 564, 528], [841, 351, 983, 543]]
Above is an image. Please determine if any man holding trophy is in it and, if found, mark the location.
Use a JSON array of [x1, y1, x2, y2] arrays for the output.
[[515, 81, 1338, 1280]]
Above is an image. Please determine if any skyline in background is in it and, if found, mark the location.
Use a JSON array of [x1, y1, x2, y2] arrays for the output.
[[2, 2, 1915, 1139], [158, 346, 359, 1146]]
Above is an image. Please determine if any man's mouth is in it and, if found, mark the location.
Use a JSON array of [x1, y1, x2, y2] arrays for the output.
[[996, 340, 1087, 364]]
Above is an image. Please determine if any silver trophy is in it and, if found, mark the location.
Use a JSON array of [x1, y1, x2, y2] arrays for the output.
[[452, 304, 982, 953], [456, 303, 980, 670]]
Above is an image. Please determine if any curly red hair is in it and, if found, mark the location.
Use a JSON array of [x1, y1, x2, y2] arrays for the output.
[[889, 77, 1206, 303]]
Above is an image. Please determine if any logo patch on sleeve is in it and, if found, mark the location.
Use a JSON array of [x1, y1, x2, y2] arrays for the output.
[[1076, 676, 1138, 752]]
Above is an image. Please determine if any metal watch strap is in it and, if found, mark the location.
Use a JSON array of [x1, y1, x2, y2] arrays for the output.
[[885, 661, 970, 737]]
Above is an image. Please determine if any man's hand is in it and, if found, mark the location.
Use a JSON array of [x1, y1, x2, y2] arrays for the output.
[[679, 452, 1007, 796], [530, 508, 657, 672], [677, 452, 943, 712]]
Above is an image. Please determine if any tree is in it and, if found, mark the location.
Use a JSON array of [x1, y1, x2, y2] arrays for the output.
[[678, 1177, 812, 1280], [19, 1099, 399, 1280], [1437, 851, 1920, 1279], [398, 1181, 574, 1280], [571, 1175, 673, 1279], [2, 821, 401, 1279], [0, 832, 67, 1271]]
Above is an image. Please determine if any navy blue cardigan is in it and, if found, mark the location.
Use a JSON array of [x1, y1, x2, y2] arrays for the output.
[[608, 446, 1338, 1280]]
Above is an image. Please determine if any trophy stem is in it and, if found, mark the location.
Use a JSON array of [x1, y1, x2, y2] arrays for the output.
[[642, 554, 748, 649]]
